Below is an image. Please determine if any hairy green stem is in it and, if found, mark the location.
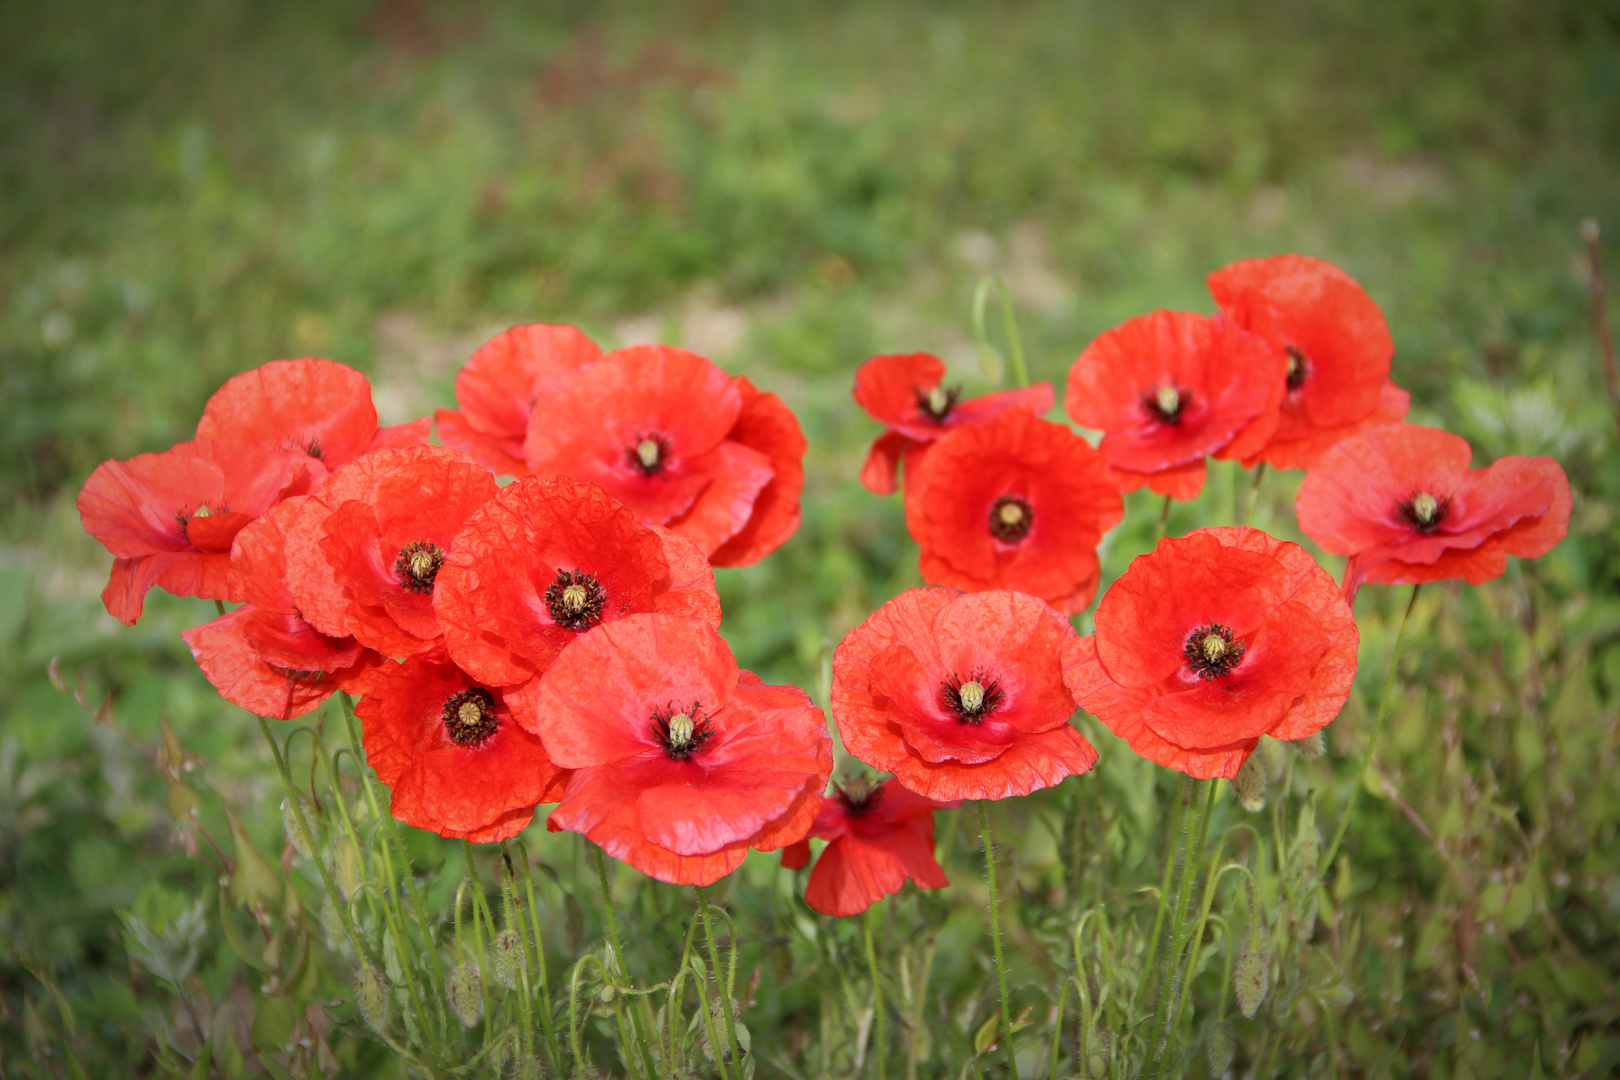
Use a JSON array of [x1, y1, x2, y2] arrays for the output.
[[863, 908, 886, 1079], [696, 884, 740, 1080], [1135, 774, 1189, 1013], [1149, 780, 1216, 1075], [977, 801, 1019, 1079], [1242, 463, 1268, 527], [1319, 584, 1422, 878]]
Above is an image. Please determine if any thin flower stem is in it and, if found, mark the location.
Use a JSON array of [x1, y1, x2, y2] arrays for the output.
[[863, 907, 886, 1079], [1319, 584, 1422, 880], [905, 936, 935, 1080], [1242, 463, 1268, 527], [696, 884, 741, 1079], [1146, 779, 1214, 1077], [590, 845, 654, 1079], [973, 275, 1031, 389], [1154, 494, 1172, 542], [459, 843, 497, 1035], [1580, 219, 1620, 431], [512, 842, 562, 1068], [977, 801, 1019, 1080], [1134, 774, 1188, 1014]]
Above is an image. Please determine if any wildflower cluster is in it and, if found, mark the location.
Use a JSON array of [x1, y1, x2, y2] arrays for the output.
[[75, 254, 1572, 1075]]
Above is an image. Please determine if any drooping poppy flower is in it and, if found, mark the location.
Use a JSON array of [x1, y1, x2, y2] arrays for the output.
[[356, 649, 570, 843], [1207, 254, 1409, 470], [852, 352, 1055, 496], [521, 344, 804, 564], [284, 446, 499, 658], [903, 408, 1123, 614], [779, 776, 957, 917], [434, 324, 604, 476], [194, 357, 430, 479], [1067, 528, 1358, 779], [181, 497, 377, 720], [433, 475, 721, 701], [77, 440, 318, 624], [831, 588, 1098, 802], [1065, 311, 1286, 499], [529, 614, 832, 886], [1295, 423, 1571, 603]]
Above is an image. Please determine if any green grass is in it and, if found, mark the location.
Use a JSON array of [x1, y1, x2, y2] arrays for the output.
[[3, 0, 1620, 1075]]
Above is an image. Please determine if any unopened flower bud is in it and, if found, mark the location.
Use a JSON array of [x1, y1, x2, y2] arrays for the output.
[[1232, 753, 1266, 813], [355, 962, 389, 1034], [493, 927, 524, 990], [281, 795, 314, 860], [1207, 1021, 1235, 1075], [1293, 729, 1326, 760], [447, 962, 483, 1027], [1234, 941, 1270, 1019], [321, 894, 347, 954], [597, 983, 617, 1006]]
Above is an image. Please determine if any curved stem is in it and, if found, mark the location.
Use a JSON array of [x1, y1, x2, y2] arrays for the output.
[[977, 801, 1018, 1079], [1147, 779, 1215, 1077], [972, 274, 1031, 389], [1134, 774, 1189, 1013], [1319, 584, 1421, 879], [863, 908, 886, 1079]]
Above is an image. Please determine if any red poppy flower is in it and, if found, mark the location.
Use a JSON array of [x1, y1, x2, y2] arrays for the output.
[[434, 325, 604, 476], [831, 588, 1098, 802], [356, 649, 570, 843], [1067, 528, 1358, 779], [194, 357, 431, 477], [181, 497, 377, 720], [903, 408, 1123, 614], [1295, 423, 1571, 603], [433, 475, 721, 698], [780, 777, 957, 917], [1207, 255, 1409, 470], [1065, 311, 1286, 500], [852, 352, 1055, 496], [77, 440, 318, 624], [285, 446, 499, 658], [529, 614, 832, 886], [521, 344, 803, 564]]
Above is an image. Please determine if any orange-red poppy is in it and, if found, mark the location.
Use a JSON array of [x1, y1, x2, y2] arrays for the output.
[[433, 475, 721, 702], [1068, 528, 1358, 778], [1066, 310, 1286, 499], [1207, 255, 1408, 470], [77, 440, 317, 624], [904, 408, 1123, 614], [780, 777, 956, 917], [195, 357, 430, 478], [1295, 423, 1571, 602], [434, 325, 604, 476], [182, 497, 376, 720], [528, 614, 832, 885], [284, 446, 498, 658], [831, 588, 1098, 802], [356, 649, 570, 843], [852, 352, 1054, 496], [520, 344, 804, 565]]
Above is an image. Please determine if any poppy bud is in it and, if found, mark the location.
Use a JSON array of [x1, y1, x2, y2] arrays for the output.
[[1234, 940, 1269, 1019], [1293, 729, 1326, 760], [1207, 1021, 1235, 1075], [355, 962, 389, 1034], [493, 927, 524, 990], [280, 796, 314, 860], [321, 894, 347, 955], [1232, 753, 1266, 813], [447, 962, 483, 1027], [597, 983, 617, 1006]]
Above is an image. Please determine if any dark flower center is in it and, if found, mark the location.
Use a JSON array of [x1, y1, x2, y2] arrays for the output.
[[1144, 384, 1191, 425], [1398, 490, 1449, 533], [914, 383, 960, 422], [652, 703, 715, 761], [1184, 623, 1245, 679], [988, 495, 1033, 543], [942, 672, 1006, 723], [544, 569, 606, 631], [303, 439, 324, 460], [442, 687, 499, 745], [269, 666, 326, 682], [836, 776, 883, 816], [395, 541, 445, 593], [628, 432, 671, 476], [1285, 346, 1309, 392]]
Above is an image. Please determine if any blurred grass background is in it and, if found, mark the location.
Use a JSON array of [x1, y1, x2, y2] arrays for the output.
[[3, 0, 1620, 1075]]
